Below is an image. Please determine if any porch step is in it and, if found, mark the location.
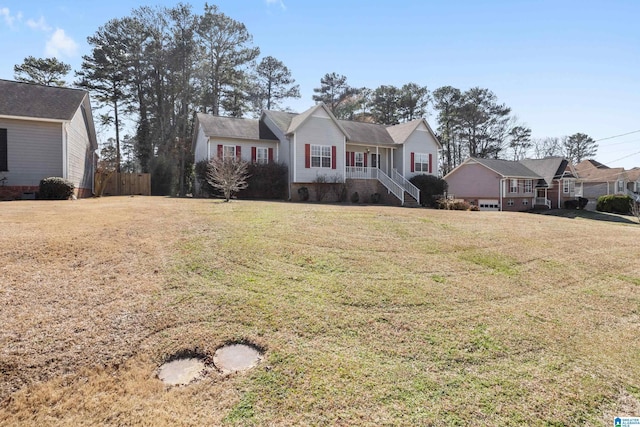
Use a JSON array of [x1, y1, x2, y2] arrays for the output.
[[403, 192, 421, 208]]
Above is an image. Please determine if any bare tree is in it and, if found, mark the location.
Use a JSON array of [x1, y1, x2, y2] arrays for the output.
[[532, 137, 563, 158], [206, 157, 249, 202]]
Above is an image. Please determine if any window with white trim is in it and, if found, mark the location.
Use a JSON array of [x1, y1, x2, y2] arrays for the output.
[[223, 145, 236, 160], [414, 153, 429, 172], [507, 199, 514, 206], [256, 147, 268, 164], [522, 199, 529, 206], [617, 180, 625, 193], [354, 152, 364, 168], [509, 179, 518, 193], [563, 179, 574, 194], [311, 145, 332, 168], [523, 179, 532, 193]]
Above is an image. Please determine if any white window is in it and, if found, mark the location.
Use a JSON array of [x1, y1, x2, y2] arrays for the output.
[[524, 179, 532, 193], [256, 147, 268, 164], [563, 179, 574, 194], [507, 199, 514, 207], [223, 145, 236, 161], [354, 152, 364, 168], [414, 153, 429, 172], [522, 199, 529, 206], [617, 180, 625, 193], [311, 145, 332, 168], [510, 179, 518, 193]]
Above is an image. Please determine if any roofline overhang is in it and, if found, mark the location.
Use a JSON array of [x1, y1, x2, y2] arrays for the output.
[[0, 114, 67, 124]]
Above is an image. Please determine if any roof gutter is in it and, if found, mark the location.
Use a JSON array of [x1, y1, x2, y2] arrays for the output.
[[0, 114, 68, 124]]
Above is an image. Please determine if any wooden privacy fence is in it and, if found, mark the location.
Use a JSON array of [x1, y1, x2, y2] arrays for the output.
[[97, 172, 151, 196]]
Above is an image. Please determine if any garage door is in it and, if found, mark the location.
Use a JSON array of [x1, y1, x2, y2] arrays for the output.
[[478, 199, 500, 211]]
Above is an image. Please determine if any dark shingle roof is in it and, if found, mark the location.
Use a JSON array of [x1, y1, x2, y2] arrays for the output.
[[339, 120, 395, 145], [520, 157, 569, 186], [197, 113, 277, 141], [471, 158, 541, 179], [0, 79, 87, 121], [262, 110, 296, 134]]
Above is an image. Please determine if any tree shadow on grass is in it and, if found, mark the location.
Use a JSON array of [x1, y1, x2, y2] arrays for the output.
[[535, 209, 639, 225]]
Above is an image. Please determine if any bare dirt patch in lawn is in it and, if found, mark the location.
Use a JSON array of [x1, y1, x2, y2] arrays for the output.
[[1, 198, 639, 425]]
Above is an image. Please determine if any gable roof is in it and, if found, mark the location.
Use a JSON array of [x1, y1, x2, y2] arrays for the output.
[[520, 157, 571, 186], [206, 105, 440, 148], [286, 103, 350, 138], [196, 112, 278, 141], [0, 79, 88, 121], [386, 118, 443, 149]]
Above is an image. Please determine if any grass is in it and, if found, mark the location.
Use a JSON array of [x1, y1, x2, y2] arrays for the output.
[[1, 197, 639, 425]]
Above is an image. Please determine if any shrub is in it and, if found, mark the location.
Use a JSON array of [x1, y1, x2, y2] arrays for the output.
[[312, 174, 330, 202], [565, 197, 589, 210], [436, 198, 471, 210], [564, 199, 579, 210], [596, 194, 632, 214], [409, 175, 448, 207], [371, 193, 381, 204], [241, 162, 288, 199], [194, 160, 217, 197], [298, 186, 309, 201], [38, 177, 74, 200], [350, 191, 360, 203]]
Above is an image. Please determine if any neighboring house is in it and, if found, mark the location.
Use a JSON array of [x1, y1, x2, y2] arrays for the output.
[[192, 103, 442, 205], [575, 160, 640, 207], [444, 156, 579, 211], [0, 79, 98, 199]]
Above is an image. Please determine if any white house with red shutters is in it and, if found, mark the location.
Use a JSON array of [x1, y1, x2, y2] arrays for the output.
[[192, 103, 441, 205]]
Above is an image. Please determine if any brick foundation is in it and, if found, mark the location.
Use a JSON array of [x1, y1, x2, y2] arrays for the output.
[[0, 186, 39, 201], [291, 179, 402, 206], [0, 185, 93, 200]]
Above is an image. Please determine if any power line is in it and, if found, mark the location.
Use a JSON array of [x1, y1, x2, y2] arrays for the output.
[[607, 150, 640, 165], [595, 129, 640, 142]]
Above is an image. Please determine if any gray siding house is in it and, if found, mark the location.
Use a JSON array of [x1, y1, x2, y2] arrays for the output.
[[192, 103, 441, 205], [0, 80, 98, 199]]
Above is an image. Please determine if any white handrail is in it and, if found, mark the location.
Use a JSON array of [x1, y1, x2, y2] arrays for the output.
[[392, 169, 420, 205], [376, 169, 404, 205]]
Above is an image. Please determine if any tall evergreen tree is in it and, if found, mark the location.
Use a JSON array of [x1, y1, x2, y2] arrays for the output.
[[312, 72, 359, 119], [196, 3, 260, 116], [14, 56, 71, 86], [563, 133, 597, 164], [251, 55, 300, 112]]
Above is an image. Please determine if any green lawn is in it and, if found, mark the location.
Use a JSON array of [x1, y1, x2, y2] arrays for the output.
[[1, 197, 639, 426]]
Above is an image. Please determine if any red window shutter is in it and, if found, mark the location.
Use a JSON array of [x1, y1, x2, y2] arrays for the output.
[[236, 145, 241, 161], [351, 152, 355, 167], [251, 147, 257, 163], [410, 152, 415, 172], [345, 151, 351, 167], [429, 153, 433, 173], [332, 146, 337, 169], [268, 147, 274, 162], [305, 144, 310, 168], [217, 144, 223, 159], [364, 153, 368, 167]]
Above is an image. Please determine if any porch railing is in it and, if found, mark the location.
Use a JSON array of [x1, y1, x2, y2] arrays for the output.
[[627, 189, 640, 202], [392, 169, 420, 205], [535, 197, 551, 208], [345, 166, 376, 179]]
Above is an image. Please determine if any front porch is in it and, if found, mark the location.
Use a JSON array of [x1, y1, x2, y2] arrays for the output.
[[345, 166, 420, 207]]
